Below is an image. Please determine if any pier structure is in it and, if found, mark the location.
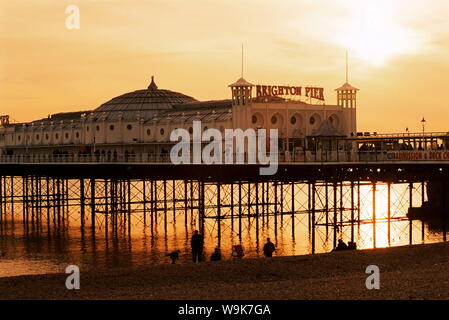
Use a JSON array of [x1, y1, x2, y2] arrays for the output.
[[0, 74, 448, 252], [0, 154, 447, 252]]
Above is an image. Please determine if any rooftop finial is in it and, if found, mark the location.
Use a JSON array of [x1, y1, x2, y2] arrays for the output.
[[148, 75, 158, 90]]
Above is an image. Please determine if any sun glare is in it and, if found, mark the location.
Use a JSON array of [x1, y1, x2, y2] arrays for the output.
[[337, 1, 416, 66]]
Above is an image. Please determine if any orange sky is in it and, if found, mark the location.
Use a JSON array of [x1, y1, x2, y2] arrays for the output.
[[1, 0, 448, 133]]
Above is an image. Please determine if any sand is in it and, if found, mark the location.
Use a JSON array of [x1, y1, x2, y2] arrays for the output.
[[0, 242, 448, 300]]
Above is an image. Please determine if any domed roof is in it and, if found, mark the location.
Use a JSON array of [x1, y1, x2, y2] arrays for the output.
[[94, 77, 197, 115]]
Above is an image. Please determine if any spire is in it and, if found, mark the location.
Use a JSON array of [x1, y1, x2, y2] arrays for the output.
[[336, 50, 358, 91], [241, 43, 244, 78], [346, 49, 349, 83], [148, 75, 158, 90]]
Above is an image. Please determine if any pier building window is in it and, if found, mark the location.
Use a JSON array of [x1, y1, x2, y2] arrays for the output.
[[109, 125, 114, 131], [160, 128, 165, 136], [309, 116, 315, 125], [127, 124, 133, 130], [45, 134, 49, 140], [251, 113, 265, 127], [188, 127, 193, 134], [36, 134, 39, 140], [75, 132, 79, 138], [328, 114, 339, 129], [252, 115, 257, 124], [146, 129, 151, 136], [55, 133, 59, 139], [86, 126, 89, 132], [96, 125, 100, 131], [290, 116, 297, 125], [271, 115, 278, 125], [18, 135, 21, 141], [65, 133, 69, 139]]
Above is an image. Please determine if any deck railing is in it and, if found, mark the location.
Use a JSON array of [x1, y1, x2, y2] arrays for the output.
[[1, 150, 449, 164]]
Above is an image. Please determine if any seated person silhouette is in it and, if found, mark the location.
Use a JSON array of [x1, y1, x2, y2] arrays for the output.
[[348, 241, 357, 250], [333, 239, 349, 252], [210, 248, 222, 262]]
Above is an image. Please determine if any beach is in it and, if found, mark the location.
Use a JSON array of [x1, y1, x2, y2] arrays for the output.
[[0, 242, 448, 300]]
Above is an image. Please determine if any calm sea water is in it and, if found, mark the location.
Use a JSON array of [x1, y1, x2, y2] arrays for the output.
[[0, 182, 445, 277]]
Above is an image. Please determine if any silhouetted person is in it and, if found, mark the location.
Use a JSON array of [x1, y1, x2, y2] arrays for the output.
[[348, 241, 357, 250], [333, 239, 349, 251], [167, 250, 180, 264], [210, 248, 222, 262], [263, 238, 276, 257], [191, 230, 204, 263], [232, 244, 245, 258]]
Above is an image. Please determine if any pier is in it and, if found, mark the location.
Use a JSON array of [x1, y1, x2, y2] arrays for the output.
[[1, 135, 448, 253]]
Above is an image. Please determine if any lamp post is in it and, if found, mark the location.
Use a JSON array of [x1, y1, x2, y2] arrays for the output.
[[421, 117, 426, 150]]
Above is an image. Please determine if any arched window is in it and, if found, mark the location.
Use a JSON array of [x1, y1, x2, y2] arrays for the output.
[[252, 115, 257, 124], [290, 116, 297, 125], [309, 116, 315, 125]]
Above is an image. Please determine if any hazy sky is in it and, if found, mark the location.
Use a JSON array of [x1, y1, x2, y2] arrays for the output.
[[1, 0, 448, 132]]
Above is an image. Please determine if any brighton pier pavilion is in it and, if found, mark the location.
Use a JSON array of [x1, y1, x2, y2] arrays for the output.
[[0, 75, 359, 162]]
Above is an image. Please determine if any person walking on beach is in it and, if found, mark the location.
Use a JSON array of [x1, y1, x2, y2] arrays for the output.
[[263, 238, 276, 257], [191, 230, 204, 263]]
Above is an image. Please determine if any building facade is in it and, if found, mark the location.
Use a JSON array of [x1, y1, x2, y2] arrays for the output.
[[0, 75, 358, 161]]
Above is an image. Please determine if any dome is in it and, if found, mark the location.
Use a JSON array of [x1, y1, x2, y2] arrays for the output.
[[92, 76, 197, 120]]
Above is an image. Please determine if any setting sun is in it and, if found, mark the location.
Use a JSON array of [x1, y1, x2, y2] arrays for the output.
[[337, 1, 418, 66]]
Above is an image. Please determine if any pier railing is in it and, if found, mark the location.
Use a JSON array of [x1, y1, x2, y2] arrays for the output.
[[1, 150, 449, 164]]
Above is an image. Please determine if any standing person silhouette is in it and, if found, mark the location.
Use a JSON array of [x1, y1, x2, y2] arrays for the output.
[[191, 230, 204, 263], [263, 238, 276, 257]]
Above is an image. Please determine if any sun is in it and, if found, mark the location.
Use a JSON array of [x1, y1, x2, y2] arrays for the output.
[[337, 1, 416, 66]]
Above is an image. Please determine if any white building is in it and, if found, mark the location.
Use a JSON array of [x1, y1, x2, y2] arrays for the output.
[[0, 75, 359, 161]]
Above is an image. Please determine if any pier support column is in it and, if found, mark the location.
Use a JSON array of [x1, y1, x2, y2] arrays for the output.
[[238, 181, 242, 241], [291, 182, 295, 239], [350, 181, 354, 243], [90, 178, 95, 231], [409, 182, 413, 245], [311, 182, 316, 254], [217, 182, 221, 248], [421, 181, 425, 243], [387, 182, 391, 246], [372, 182, 376, 248], [333, 182, 338, 248], [80, 178, 85, 230]]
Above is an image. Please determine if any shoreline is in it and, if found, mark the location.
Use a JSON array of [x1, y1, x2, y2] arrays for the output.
[[1, 241, 449, 299]]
